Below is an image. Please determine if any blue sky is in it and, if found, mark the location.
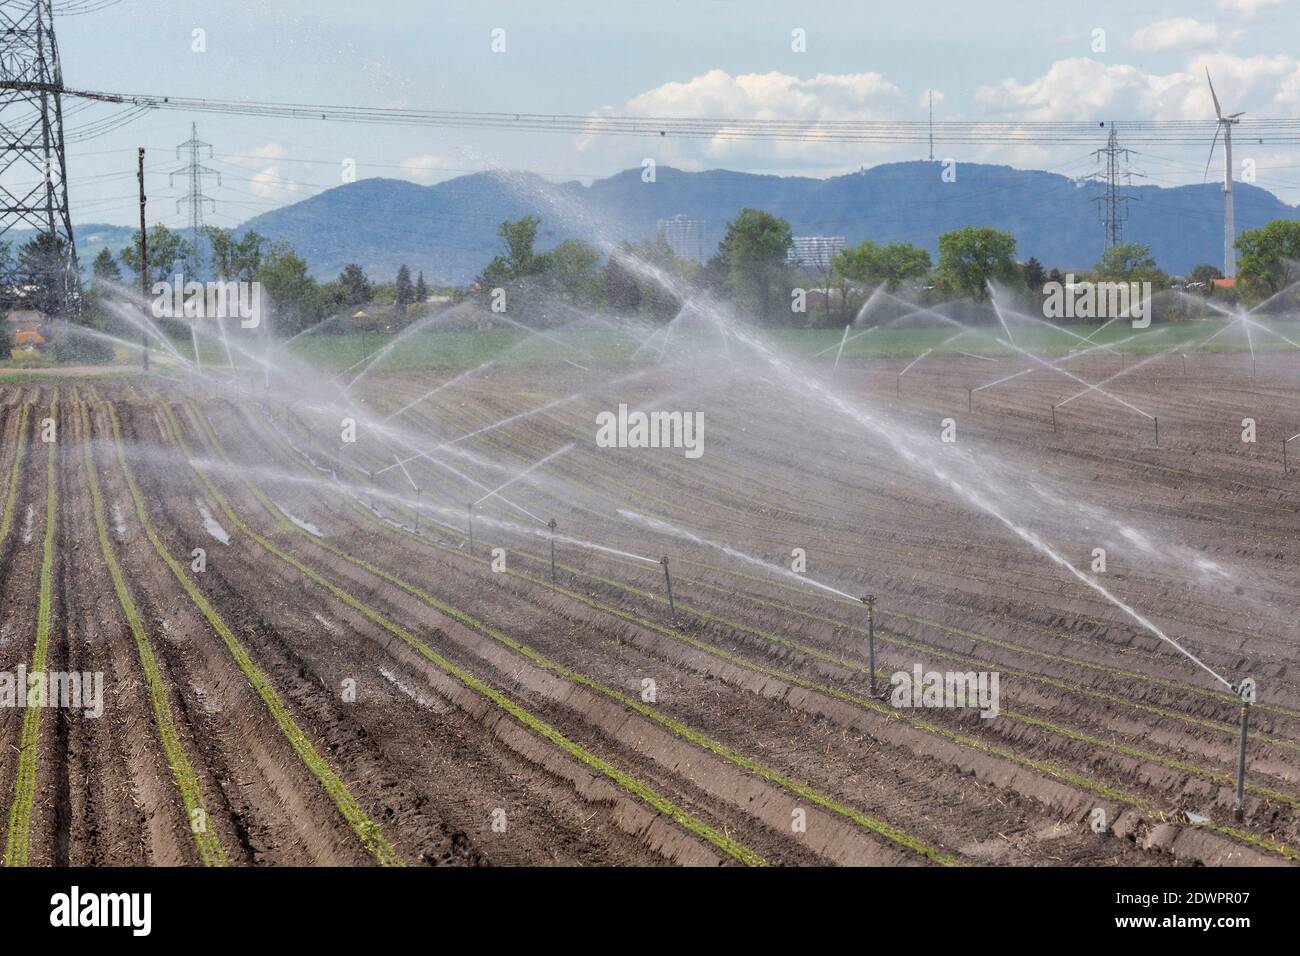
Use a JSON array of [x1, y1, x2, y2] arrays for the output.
[[51, 0, 1300, 228]]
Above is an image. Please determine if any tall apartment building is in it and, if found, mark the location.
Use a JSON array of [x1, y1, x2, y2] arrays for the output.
[[788, 235, 846, 272], [656, 214, 707, 263]]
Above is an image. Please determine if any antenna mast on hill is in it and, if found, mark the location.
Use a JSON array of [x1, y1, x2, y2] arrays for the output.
[[170, 122, 220, 276], [928, 90, 934, 162], [1091, 123, 1136, 249]]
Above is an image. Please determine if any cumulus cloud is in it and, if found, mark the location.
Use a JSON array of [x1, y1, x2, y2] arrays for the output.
[[577, 69, 910, 174], [976, 53, 1300, 121], [1129, 18, 1235, 52], [1216, 0, 1283, 17], [243, 143, 298, 199], [399, 154, 443, 184]]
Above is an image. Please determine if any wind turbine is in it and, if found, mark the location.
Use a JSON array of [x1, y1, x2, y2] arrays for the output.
[[1204, 69, 1245, 279]]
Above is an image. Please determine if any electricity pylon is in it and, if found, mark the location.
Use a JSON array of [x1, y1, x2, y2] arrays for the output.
[[170, 122, 219, 277], [0, 0, 80, 319], [1091, 124, 1136, 250]]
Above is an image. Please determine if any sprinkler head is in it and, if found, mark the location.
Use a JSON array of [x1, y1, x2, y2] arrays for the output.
[[861, 594, 875, 607], [660, 555, 669, 567], [548, 518, 557, 532]]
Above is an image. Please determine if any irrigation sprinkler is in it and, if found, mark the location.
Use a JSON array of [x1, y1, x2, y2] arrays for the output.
[[660, 556, 677, 627], [1181, 352, 1187, 376], [967, 387, 973, 412], [1050, 404, 1057, 434], [548, 518, 557, 581], [1233, 679, 1254, 823], [1153, 416, 1159, 449], [1285, 433, 1300, 474], [467, 503, 474, 555], [861, 594, 877, 697], [414, 487, 421, 534]]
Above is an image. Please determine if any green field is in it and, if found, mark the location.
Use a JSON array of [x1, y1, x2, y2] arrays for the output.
[[6, 318, 1297, 378], [280, 319, 1300, 371]]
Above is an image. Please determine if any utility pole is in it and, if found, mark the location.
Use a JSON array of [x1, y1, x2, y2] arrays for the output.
[[928, 90, 934, 163], [0, 0, 81, 320], [170, 123, 219, 276], [138, 147, 148, 370], [1091, 124, 1135, 249]]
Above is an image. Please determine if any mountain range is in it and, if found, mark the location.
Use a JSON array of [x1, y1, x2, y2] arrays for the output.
[[36, 160, 1300, 285]]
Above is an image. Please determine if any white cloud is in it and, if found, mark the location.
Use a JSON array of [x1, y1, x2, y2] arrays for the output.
[[249, 142, 288, 160], [578, 69, 909, 174], [1216, 0, 1283, 18], [399, 154, 443, 184], [976, 53, 1300, 121], [1129, 18, 1234, 52]]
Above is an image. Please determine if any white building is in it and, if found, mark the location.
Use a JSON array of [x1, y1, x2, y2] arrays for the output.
[[788, 236, 845, 272], [656, 215, 706, 263]]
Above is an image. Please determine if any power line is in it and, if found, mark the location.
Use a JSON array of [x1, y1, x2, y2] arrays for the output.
[[10, 83, 1300, 146]]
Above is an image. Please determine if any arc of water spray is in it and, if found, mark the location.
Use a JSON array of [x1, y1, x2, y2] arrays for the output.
[[618, 508, 860, 602], [471, 443, 574, 511], [973, 328, 1153, 394]]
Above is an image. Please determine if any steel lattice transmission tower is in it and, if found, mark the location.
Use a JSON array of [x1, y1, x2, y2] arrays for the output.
[[0, 0, 79, 318], [170, 122, 219, 277], [1090, 124, 1136, 249]]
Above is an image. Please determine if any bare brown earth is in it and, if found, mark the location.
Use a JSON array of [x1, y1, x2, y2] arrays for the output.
[[0, 351, 1297, 866]]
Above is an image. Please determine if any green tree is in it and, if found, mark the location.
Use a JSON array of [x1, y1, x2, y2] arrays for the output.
[[338, 263, 372, 306], [92, 247, 122, 282], [1092, 243, 1167, 286], [1235, 219, 1300, 301], [1188, 263, 1223, 297], [414, 271, 429, 302], [833, 240, 931, 291], [604, 247, 642, 313], [17, 232, 74, 317], [480, 215, 545, 287], [1022, 256, 1046, 292], [935, 226, 1020, 300], [394, 264, 415, 312], [120, 224, 191, 284], [205, 227, 268, 281], [254, 241, 321, 337], [548, 238, 603, 305], [719, 208, 793, 321]]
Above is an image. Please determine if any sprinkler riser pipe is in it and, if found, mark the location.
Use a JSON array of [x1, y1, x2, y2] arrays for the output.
[[1234, 702, 1250, 823], [661, 557, 677, 627]]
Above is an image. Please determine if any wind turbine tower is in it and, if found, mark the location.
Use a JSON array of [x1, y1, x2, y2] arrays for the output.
[[1204, 70, 1244, 279]]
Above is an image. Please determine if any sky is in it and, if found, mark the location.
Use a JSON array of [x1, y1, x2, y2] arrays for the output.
[[45, 0, 1300, 230]]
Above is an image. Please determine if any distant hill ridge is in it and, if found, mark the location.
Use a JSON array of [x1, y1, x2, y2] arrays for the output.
[[40, 161, 1300, 285]]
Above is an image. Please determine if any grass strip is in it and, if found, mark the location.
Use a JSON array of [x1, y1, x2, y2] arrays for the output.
[[173, 399, 767, 867], [5, 393, 57, 865], [237, 410, 960, 864], [0, 402, 30, 547], [76, 397, 226, 866], [101, 397, 403, 867]]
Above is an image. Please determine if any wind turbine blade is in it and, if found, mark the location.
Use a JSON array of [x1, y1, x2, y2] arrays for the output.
[[1203, 124, 1221, 182], [1228, 111, 1246, 119], [1206, 68, 1223, 120]]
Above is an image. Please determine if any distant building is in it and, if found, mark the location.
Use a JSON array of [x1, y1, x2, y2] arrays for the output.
[[656, 215, 706, 263], [788, 236, 845, 272]]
